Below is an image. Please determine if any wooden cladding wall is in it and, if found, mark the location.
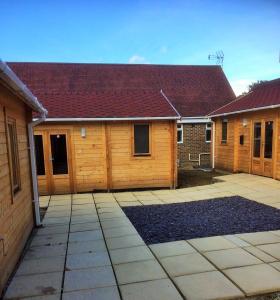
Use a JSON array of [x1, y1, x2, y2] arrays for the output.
[[35, 120, 177, 194], [0, 84, 34, 295], [213, 108, 280, 179]]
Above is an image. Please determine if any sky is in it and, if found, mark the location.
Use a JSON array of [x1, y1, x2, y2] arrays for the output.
[[1, 0, 280, 95]]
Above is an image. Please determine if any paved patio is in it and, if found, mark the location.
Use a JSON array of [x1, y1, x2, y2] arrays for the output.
[[4, 173, 280, 300]]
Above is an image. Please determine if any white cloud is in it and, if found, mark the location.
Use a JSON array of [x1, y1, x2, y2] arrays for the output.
[[160, 46, 168, 54], [230, 79, 254, 96], [128, 55, 149, 64]]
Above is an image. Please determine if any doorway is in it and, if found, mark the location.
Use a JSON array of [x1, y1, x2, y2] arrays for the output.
[[251, 120, 274, 177], [34, 130, 73, 195]]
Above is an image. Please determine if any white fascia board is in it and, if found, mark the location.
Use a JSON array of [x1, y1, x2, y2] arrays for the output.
[[210, 104, 280, 118], [178, 117, 211, 124], [38, 116, 180, 122]]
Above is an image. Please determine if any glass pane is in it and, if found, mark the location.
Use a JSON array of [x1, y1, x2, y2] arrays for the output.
[[253, 122, 261, 157], [8, 123, 20, 191], [134, 124, 149, 154], [177, 130, 182, 143], [50, 134, 68, 174], [264, 121, 273, 159], [222, 121, 227, 142], [35, 135, 45, 175]]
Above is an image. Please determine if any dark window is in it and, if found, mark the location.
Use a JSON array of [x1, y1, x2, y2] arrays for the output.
[[50, 134, 68, 174], [206, 123, 212, 142], [264, 121, 273, 159], [177, 124, 183, 143], [221, 120, 228, 143], [253, 122, 261, 158], [35, 135, 45, 175], [7, 120, 21, 194], [134, 124, 150, 155]]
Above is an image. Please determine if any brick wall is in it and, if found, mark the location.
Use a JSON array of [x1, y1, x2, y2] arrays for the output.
[[178, 123, 211, 170]]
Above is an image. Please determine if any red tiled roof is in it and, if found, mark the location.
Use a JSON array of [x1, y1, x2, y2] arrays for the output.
[[209, 78, 280, 117], [8, 62, 235, 119]]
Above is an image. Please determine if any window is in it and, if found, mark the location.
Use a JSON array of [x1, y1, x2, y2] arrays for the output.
[[34, 135, 45, 175], [221, 119, 228, 144], [264, 121, 273, 159], [205, 123, 212, 142], [134, 124, 150, 155], [253, 122, 261, 157], [177, 124, 183, 143], [50, 134, 68, 174], [7, 119, 21, 195]]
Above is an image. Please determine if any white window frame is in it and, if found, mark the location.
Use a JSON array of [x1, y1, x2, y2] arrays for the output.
[[205, 123, 212, 143], [177, 124, 183, 144]]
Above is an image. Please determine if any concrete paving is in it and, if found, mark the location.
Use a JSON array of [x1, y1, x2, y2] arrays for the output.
[[4, 173, 280, 299]]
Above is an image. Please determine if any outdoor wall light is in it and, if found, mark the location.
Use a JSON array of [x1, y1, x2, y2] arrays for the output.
[[242, 119, 248, 127], [81, 127, 86, 138]]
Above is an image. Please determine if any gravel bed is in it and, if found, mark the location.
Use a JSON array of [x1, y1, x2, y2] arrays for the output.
[[122, 196, 280, 244]]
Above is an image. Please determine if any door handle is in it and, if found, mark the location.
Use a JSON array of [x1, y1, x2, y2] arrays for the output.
[[50, 157, 54, 161]]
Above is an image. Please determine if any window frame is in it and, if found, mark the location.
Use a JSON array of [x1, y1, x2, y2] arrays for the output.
[[6, 117, 21, 197], [132, 123, 151, 157], [221, 119, 228, 144], [205, 123, 212, 143], [177, 124, 183, 144]]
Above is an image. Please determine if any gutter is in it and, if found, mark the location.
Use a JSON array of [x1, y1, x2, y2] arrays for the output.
[[0, 60, 47, 227], [38, 116, 180, 122], [209, 104, 280, 118]]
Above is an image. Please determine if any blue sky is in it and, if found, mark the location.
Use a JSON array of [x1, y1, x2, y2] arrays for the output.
[[1, 0, 279, 95]]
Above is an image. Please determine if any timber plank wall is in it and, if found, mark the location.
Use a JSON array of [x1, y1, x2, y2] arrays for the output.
[[0, 84, 34, 295], [35, 120, 177, 194], [213, 108, 280, 179]]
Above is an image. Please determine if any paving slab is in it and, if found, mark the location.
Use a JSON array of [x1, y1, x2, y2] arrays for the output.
[[150, 240, 196, 258], [114, 260, 167, 285], [31, 233, 68, 247], [43, 217, 70, 225], [224, 263, 280, 296], [188, 236, 237, 252], [160, 252, 216, 277], [120, 278, 183, 300], [103, 226, 138, 238], [70, 222, 100, 233], [257, 243, 280, 259], [21, 294, 60, 300], [4, 272, 63, 299], [36, 225, 69, 236], [68, 230, 103, 243], [63, 286, 121, 300], [106, 234, 145, 250], [270, 262, 280, 272], [174, 271, 244, 300], [243, 246, 277, 263], [224, 235, 250, 247], [110, 245, 154, 264], [64, 266, 116, 292], [24, 244, 67, 260], [70, 215, 98, 224], [100, 218, 131, 229], [204, 247, 262, 269], [16, 256, 65, 276], [237, 232, 280, 245], [66, 252, 111, 270], [67, 240, 107, 255], [71, 209, 97, 216]]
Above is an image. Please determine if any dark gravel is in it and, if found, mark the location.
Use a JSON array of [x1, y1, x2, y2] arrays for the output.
[[122, 196, 280, 244]]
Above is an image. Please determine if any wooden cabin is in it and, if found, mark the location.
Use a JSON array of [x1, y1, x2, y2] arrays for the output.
[[7, 63, 185, 194], [0, 62, 46, 295], [210, 79, 280, 179]]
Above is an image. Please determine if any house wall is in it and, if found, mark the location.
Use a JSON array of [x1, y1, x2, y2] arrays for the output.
[[178, 123, 211, 170], [213, 108, 280, 179], [0, 84, 34, 295], [35, 120, 177, 194]]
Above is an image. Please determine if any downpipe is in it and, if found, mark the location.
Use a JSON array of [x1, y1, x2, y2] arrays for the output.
[[28, 114, 46, 227]]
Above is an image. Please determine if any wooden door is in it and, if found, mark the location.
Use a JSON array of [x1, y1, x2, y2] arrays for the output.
[[251, 119, 274, 177], [48, 131, 73, 194]]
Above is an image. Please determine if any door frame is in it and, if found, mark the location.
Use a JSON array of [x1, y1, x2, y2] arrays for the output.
[[251, 118, 275, 178], [36, 129, 74, 195]]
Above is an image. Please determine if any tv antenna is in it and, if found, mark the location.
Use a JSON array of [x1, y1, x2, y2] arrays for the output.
[[208, 50, 224, 67]]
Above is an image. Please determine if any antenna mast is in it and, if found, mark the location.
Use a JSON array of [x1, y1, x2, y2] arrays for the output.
[[208, 50, 224, 67]]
